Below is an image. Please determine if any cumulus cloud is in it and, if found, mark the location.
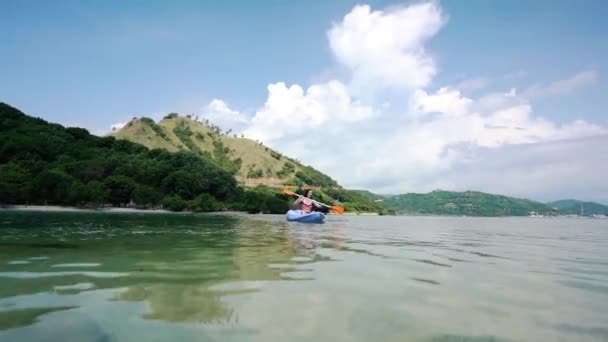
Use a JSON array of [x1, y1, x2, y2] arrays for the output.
[[199, 99, 249, 133], [328, 2, 445, 91], [110, 121, 128, 132], [212, 2, 606, 201], [523, 70, 598, 98], [245, 81, 373, 141], [411, 87, 472, 117]]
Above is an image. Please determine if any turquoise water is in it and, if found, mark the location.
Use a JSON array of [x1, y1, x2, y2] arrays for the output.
[[0, 211, 607, 341]]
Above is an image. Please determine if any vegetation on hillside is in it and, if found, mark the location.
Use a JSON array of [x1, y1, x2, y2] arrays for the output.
[[350, 190, 388, 201], [0, 103, 386, 215], [111, 112, 387, 213], [0, 103, 291, 213], [384, 190, 558, 216], [113, 114, 339, 187], [547, 199, 608, 216]]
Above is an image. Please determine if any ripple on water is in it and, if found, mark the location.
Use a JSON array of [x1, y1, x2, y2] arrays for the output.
[[53, 282, 96, 291], [553, 323, 608, 340], [411, 277, 440, 285], [413, 259, 452, 268], [51, 263, 101, 268], [559, 266, 608, 278], [429, 334, 511, 342], [469, 251, 508, 259], [0, 271, 128, 279], [7, 260, 31, 265], [559, 280, 608, 296]]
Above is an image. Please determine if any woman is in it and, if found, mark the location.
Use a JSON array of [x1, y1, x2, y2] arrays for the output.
[[294, 189, 321, 214]]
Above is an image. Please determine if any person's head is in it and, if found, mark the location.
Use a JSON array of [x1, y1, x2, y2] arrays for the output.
[[305, 189, 313, 198]]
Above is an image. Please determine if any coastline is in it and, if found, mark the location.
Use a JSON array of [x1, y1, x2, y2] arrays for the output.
[[1, 205, 182, 214], [2, 205, 603, 218]]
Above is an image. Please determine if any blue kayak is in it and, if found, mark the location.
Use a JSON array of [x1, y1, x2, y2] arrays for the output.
[[286, 210, 325, 224]]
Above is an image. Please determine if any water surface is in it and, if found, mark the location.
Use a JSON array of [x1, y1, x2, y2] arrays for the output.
[[0, 211, 607, 341]]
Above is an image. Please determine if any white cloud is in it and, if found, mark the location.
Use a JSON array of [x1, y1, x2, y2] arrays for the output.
[[411, 87, 472, 117], [200, 99, 249, 133], [208, 2, 607, 201], [110, 121, 128, 132], [245, 80, 373, 142], [524, 70, 598, 98], [328, 2, 445, 91]]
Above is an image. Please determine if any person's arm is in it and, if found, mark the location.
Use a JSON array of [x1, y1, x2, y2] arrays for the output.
[[294, 196, 303, 205]]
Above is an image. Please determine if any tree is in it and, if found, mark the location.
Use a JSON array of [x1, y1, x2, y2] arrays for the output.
[[104, 175, 136, 206], [0, 162, 31, 204], [86, 181, 108, 207], [67, 181, 89, 205], [33, 169, 74, 204], [189, 193, 222, 212], [133, 184, 163, 208], [162, 195, 187, 211]]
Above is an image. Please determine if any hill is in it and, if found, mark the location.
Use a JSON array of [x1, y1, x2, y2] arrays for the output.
[[0, 103, 300, 213], [547, 199, 608, 216], [384, 190, 557, 216], [112, 113, 387, 214], [113, 114, 336, 188], [0, 103, 383, 214], [350, 190, 387, 201]]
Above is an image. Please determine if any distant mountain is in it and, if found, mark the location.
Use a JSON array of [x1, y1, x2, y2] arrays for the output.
[[384, 190, 557, 216], [350, 190, 387, 201], [547, 199, 608, 216]]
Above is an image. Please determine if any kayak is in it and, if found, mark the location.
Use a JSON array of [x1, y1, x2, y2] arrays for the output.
[[285, 210, 325, 224]]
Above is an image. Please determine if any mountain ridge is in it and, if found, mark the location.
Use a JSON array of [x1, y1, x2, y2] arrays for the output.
[[547, 199, 608, 216], [113, 114, 338, 189]]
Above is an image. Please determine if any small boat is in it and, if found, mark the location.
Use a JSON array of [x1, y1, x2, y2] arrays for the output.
[[285, 210, 325, 224]]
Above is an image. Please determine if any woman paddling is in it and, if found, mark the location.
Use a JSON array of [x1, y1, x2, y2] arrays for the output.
[[294, 189, 322, 213]]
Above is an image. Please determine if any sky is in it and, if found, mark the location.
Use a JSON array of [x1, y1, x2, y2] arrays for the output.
[[1, 0, 607, 202]]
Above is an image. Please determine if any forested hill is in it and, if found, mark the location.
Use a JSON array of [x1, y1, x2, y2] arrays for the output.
[[547, 200, 608, 216], [0, 102, 263, 212], [0, 103, 384, 214], [113, 114, 337, 188], [383, 190, 558, 216], [111, 113, 386, 213]]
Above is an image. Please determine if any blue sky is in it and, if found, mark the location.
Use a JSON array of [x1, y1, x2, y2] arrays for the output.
[[1, 0, 606, 130], [1, 1, 607, 200]]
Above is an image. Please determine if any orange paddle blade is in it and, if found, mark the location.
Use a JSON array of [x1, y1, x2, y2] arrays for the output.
[[331, 206, 345, 215], [282, 189, 298, 196]]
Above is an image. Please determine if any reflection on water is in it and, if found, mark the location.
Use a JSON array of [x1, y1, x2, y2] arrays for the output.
[[0, 211, 607, 341]]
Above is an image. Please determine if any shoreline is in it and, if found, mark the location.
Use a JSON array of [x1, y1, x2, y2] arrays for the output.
[[1, 205, 604, 219], [1, 205, 189, 214]]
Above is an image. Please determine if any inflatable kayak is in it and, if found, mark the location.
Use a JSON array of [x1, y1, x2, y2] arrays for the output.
[[286, 210, 325, 224]]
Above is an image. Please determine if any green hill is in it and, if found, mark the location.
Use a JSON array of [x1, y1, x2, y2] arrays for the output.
[[0, 102, 294, 213], [350, 190, 387, 201], [0, 103, 383, 214], [112, 113, 386, 214], [113, 114, 337, 188], [384, 190, 557, 216], [547, 199, 608, 216]]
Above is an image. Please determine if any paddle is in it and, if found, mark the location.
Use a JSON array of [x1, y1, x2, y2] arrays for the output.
[[282, 189, 345, 215]]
